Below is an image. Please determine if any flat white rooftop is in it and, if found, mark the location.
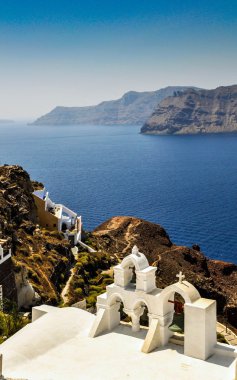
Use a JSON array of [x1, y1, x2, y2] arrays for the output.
[[0, 307, 235, 380]]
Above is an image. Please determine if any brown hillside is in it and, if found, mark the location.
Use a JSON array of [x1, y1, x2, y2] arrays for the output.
[[92, 216, 237, 329]]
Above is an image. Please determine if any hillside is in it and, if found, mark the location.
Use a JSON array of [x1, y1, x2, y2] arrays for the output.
[[141, 85, 237, 135], [0, 165, 114, 311], [0, 165, 73, 305], [90, 216, 237, 330], [32, 86, 195, 126]]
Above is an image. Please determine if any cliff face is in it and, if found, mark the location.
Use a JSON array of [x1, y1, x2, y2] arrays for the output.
[[92, 216, 237, 330], [32, 87, 195, 126], [141, 85, 237, 135], [0, 165, 37, 236], [0, 257, 17, 304], [0, 165, 72, 305]]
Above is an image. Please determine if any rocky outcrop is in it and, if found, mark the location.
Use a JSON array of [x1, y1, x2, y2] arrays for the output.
[[141, 85, 237, 135], [0, 165, 37, 235], [91, 216, 237, 331], [0, 165, 73, 306], [32, 87, 195, 126]]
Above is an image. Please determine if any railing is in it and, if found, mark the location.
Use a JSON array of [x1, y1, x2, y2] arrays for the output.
[[33, 188, 47, 199], [0, 246, 11, 265], [61, 205, 77, 218]]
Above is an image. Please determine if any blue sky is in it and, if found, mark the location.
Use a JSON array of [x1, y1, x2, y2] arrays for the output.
[[0, 0, 236, 119]]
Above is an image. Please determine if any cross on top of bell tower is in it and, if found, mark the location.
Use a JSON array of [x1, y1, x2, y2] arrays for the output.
[[176, 271, 185, 283], [132, 245, 140, 256]]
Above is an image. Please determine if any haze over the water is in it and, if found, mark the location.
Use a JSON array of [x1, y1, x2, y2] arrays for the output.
[[0, 0, 236, 120]]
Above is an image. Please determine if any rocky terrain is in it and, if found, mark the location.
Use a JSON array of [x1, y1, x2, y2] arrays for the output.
[[1, 165, 236, 332], [0, 165, 114, 313], [90, 216, 237, 330], [141, 85, 237, 134], [32, 86, 194, 126], [0, 165, 73, 305]]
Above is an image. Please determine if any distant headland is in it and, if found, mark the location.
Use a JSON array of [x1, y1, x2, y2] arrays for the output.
[[31, 86, 197, 126], [141, 85, 237, 135]]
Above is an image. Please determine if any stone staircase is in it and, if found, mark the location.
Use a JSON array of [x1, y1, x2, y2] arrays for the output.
[[169, 324, 237, 348], [169, 333, 184, 346], [216, 322, 237, 346]]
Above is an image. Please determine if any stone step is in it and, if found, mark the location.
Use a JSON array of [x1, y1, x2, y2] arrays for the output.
[[169, 337, 184, 346], [169, 333, 184, 346]]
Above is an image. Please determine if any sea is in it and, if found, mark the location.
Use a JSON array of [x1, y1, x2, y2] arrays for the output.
[[0, 122, 237, 264]]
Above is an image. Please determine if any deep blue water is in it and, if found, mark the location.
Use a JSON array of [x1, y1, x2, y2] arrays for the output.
[[0, 123, 237, 264]]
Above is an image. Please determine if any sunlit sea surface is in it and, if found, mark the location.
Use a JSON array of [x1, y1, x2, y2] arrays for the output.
[[1, 123, 237, 264]]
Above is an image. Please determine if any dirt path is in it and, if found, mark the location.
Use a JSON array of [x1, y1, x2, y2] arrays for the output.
[[61, 267, 75, 304], [35, 264, 56, 295], [123, 221, 141, 253]]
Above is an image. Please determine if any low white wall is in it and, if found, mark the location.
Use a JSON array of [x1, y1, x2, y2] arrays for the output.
[[184, 298, 216, 360], [61, 205, 77, 218], [0, 246, 11, 265], [32, 305, 59, 322], [33, 189, 46, 199]]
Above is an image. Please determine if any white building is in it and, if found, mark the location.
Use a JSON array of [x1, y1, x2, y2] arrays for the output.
[[33, 188, 82, 245]]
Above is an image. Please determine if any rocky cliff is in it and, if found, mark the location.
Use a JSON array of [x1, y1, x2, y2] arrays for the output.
[[141, 85, 237, 134], [0, 165, 73, 306], [32, 86, 195, 126], [91, 216, 237, 330]]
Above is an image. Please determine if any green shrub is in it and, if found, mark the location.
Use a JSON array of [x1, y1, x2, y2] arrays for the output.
[[217, 332, 228, 344], [49, 231, 64, 240], [89, 285, 104, 293], [103, 278, 113, 285], [74, 288, 83, 297], [86, 294, 97, 307], [75, 261, 83, 269], [73, 278, 84, 288], [102, 273, 112, 279], [0, 304, 29, 340]]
